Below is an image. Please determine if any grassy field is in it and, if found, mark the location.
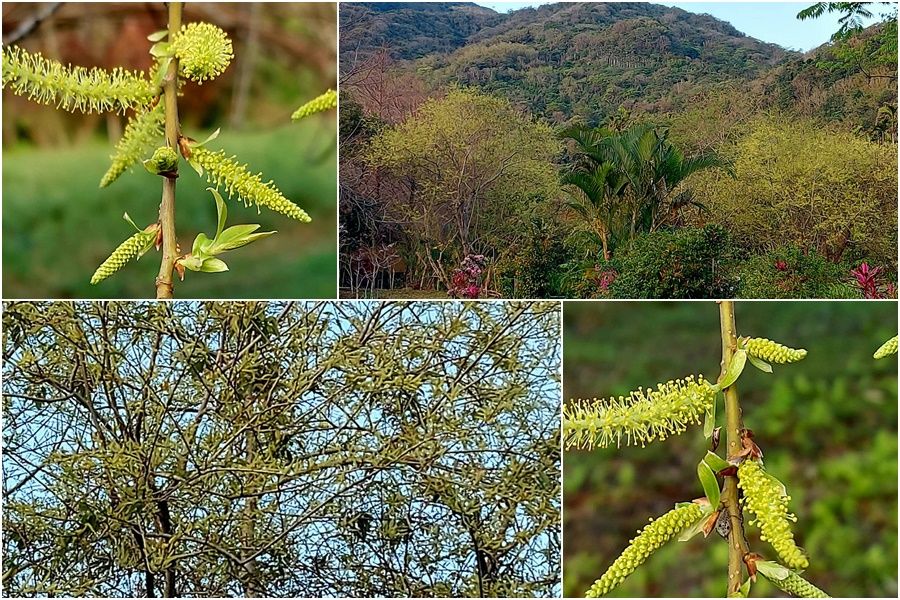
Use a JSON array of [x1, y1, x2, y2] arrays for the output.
[[3, 122, 336, 298], [564, 301, 898, 598]]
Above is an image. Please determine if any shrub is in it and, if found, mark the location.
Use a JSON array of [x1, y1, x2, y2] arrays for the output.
[[736, 246, 856, 299], [607, 225, 738, 298]]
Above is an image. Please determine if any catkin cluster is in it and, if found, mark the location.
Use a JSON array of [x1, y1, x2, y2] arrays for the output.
[[101, 102, 166, 187], [170, 23, 234, 83], [563, 376, 715, 449], [90, 227, 158, 285], [2, 46, 156, 114], [743, 338, 807, 363], [189, 146, 311, 222], [292, 89, 337, 120], [585, 503, 704, 598], [146, 146, 178, 174], [737, 459, 809, 570], [764, 570, 830, 598], [874, 335, 898, 359]]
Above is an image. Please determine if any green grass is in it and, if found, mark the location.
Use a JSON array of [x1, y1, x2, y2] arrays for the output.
[[3, 122, 336, 298], [563, 301, 898, 598]]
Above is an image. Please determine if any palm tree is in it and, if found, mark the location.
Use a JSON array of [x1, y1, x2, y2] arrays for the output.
[[561, 161, 626, 261], [561, 123, 731, 254]]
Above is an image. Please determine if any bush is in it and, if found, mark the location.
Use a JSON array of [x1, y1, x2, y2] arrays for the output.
[[608, 225, 738, 298], [495, 218, 570, 298], [736, 246, 858, 299]]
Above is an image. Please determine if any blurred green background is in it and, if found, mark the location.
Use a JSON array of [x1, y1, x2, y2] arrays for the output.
[[2, 2, 336, 298], [564, 301, 898, 598]]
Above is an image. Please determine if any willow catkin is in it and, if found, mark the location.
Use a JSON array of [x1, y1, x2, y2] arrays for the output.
[[874, 335, 897, 359], [90, 227, 157, 285], [2, 45, 156, 114], [292, 89, 337, 120], [743, 338, 807, 364], [563, 375, 715, 449], [762, 569, 830, 598], [737, 459, 808, 570], [585, 503, 705, 598], [189, 146, 311, 222], [170, 22, 233, 83], [101, 101, 165, 187]]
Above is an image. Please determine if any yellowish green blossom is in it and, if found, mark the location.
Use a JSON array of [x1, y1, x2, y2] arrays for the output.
[[101, 101, 165, 187], [171, 23, 233, 83], [91, 226, 158, 285], [743, 337, 807, 364], [2, 45, 156, 114], [585, 503, 705, 598], [563, 375, 715, 449], [874, 335, 897, 359], [737, 459, 809, 570], [292, 89, 337, 120]]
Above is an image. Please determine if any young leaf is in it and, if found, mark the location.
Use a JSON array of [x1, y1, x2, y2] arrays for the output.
[[147, 30, 169, 42], [748, 354, 773, 373], [210, 187, 227, 240], [198, 257, 228, 273], [213, 226, 275, 252], [704, 451, 731, 473], [697, 460, 720, 507], [703, 390, 718, 438], [191, 233, 213, 257], [719, 349, 747, 389], [676, 505, 715, 542], [755, 560, 790, 581]]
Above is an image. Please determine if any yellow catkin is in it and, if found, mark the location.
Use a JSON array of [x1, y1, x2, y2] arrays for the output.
[[170, 23, 233, 83], [874, 335, 897, 359], [292, 89, 337, 120], [737, 459, 808, 570], [189, 146, 311, 222], [744, 337, 807, 363], [563, 376, 715, 449], [585, 503, 705, 598], [2, 45, 156, 114]]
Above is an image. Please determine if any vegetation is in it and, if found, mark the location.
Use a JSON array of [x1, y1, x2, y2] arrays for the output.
[[2, 301, 561, 597], [339, 2, 897, 299], [563, 301, 897, 597], [2, 2, 336, 299]]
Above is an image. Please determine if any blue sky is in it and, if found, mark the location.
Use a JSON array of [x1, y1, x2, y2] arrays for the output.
[[476, 1, 884, 51]]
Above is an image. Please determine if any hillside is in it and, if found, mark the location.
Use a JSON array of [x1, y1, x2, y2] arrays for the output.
[[339, 2, 500, 65], [341, 2, 793, 123]]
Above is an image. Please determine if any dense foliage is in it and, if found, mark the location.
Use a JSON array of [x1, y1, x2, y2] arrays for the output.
[[2, 301, 561, 597], [339, 2, 897, 299]]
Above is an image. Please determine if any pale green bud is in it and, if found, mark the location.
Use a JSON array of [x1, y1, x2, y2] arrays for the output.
[[743, 338, 807, 363], [874, 335, 897, 359], [764, 569, 830, 598], [144, 146, 179, 175], [91, 226, 158, 285], [171, 23, 233, 83], [564, 375, 715, 449], [737, 459, 808, 570], [585, 503, 704, 598]]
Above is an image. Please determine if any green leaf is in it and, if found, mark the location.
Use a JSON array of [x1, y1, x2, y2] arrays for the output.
[[147, 30, 169, 42], [697, 460, 720, 507], [187, 157, 204, 177], [703, 390, 718, 438], [212, 226, 275, 253], [209, 188, 227, 240], [195, 128, 221, 148], [748, 354, 773, 373], [191, 233, 213, 257], [729, 578, 752, 597], [719, 349, 747, 390], [755, 560, 790, 581], [149, 41, 172, 59], [178, 255, 206, 272], [703, 451, 731, 473], [198, 257, 228, 273]]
